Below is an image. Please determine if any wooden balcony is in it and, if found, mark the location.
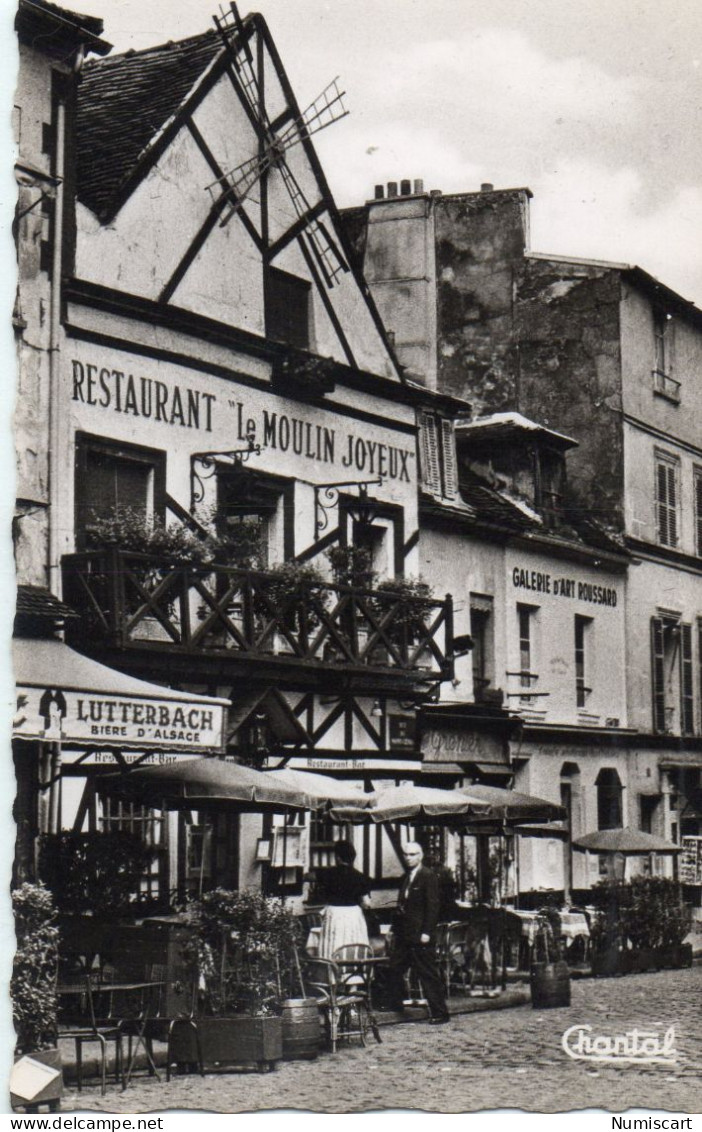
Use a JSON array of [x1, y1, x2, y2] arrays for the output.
[[61, 549, 454, 691]]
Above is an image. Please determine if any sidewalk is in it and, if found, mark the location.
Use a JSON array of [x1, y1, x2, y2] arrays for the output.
[[57, 982, 532, 1086]]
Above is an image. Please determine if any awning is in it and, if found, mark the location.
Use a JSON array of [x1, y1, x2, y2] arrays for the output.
[[13, 638, 228, 752]]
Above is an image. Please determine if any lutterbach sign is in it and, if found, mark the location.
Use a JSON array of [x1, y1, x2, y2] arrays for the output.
[[13, 640, 227, 752]]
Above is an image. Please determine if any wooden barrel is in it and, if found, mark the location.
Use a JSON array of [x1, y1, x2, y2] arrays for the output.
[[281, 998, 321, 1060], [530, 960, 571, 1009]]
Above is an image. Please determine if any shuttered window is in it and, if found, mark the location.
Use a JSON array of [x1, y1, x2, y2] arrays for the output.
[[655, 456, 679, 548], [695, 469, 702, 557], [680, 622, 694, 735], [441, 419, 458, 499], [420, 413, 459, 498], [419, 412, 441, 494], [651, 616, 666, 732]]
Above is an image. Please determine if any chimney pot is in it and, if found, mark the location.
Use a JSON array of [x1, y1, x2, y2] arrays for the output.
[[400, 179, 412, 196], [481, 182, 494, 193], [429, 189, 442, 198], [374, 184, 385, 200], [413, 178, 424, 194], [387, 181, 398, 198]]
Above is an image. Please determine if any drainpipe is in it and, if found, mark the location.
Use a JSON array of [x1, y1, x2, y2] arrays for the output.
[[47, 94, 66, 597]]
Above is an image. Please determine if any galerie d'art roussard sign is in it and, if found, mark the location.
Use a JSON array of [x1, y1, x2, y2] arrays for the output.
[[511, 566, 619, 607], [14, 687, 225, 752], [71, 357, 415, 483]]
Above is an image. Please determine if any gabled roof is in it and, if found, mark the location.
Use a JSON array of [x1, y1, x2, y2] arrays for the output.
[[77, 30, 224, 218], [457, 412, 576, 451], [16, 0, 111, 56]]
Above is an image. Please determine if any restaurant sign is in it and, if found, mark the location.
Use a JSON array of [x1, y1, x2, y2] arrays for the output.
[[14, 687, 225, 752], [421, 726, 506, 764]]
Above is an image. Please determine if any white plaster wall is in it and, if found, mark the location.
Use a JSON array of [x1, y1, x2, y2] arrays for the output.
[[620, 283, 702, 454], [625, 557, 702, 734], [505, 548, 626, 727], [624, 421, 702, 556]]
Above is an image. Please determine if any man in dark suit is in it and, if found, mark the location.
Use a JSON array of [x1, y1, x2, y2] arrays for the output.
[[386, 842, 450, 1024]]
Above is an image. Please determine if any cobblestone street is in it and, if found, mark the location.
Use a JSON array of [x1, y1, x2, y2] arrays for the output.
[[63, 967, 701, 1115]]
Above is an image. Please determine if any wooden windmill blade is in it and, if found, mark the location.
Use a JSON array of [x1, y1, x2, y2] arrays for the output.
[[277, 162, 348, 287], [209, 4, 350, 285]]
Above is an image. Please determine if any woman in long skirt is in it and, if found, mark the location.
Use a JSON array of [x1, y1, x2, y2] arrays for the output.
[[315, 841, 371, 959]]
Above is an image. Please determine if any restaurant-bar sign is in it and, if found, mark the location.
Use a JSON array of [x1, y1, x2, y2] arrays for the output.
[[14, 687, 225, 751]]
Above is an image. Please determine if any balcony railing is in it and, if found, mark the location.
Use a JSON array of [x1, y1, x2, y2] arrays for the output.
[[61, 548, 454, 681], [652, 369, 681, 403]]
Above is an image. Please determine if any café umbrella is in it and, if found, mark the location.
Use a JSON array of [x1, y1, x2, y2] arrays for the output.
[[572, 828, 682, 855], [328, 782, 492, 823], [98, 756, 313, 813], [264, 767, 372, 808], [457, 784, 566, 827]]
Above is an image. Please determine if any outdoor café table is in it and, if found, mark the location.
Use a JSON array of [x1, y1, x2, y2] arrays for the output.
[[333, 956, 388, 1043], [95, 979, 164, 1090], [510, 910, 541, 969], [559, 911, 591, 961]]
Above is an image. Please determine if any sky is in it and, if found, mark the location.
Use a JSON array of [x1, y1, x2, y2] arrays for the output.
[[18, 0, 700, 306]]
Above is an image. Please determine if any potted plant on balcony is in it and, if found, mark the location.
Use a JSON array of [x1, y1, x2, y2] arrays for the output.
[[171, 889, 304, 1072], [11, 883, 63, 1111], [254, 562, 328, 656], [87, 507, 213, 641], [324, 546, 377, 662], [369, 576, 436, 666]]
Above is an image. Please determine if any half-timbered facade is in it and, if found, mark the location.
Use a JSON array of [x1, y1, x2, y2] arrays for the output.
[[39, 12, 462, 905]]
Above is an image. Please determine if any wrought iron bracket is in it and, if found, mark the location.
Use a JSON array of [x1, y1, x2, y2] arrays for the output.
[[190, 434, 261, 508], [314, 478, 383, 537]]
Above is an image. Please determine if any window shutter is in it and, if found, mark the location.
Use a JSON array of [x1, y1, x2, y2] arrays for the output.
[[419, 412, 441, 495], [680, 622, 694, 735], [666, 464, 677, 546], [695, 473, 702, 556], [440, 419, 458, 499], [656, 460, 678, 547], [651, 617, 666, 732]]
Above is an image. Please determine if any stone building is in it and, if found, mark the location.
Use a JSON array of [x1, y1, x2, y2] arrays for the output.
[[343, 180, 702, 900]]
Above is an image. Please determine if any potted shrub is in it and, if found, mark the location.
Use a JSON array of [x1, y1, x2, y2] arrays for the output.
[[649, 878, 693, 969], [39, 831, 153, 964], [11, 883, 62, 1110], [172, 888, 306, 1072], [588, 883, 625, 977], [529, 907, 571, 1008], [619, 878, 659, 973]]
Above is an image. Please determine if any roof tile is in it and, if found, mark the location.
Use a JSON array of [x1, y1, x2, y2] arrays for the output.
[[76, 29, 223, 218]]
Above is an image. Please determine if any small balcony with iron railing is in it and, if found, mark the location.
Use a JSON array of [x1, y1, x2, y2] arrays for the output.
[[61, 548, 454, 692]]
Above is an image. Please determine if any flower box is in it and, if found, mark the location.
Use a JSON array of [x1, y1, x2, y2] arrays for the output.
[[168, 1015, 282, 1073]]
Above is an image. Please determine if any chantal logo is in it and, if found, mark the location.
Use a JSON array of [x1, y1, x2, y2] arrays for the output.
[[562, 1023, 678, 1065]]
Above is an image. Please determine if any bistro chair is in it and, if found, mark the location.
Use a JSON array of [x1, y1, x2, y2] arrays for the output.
[[332, 943, 382, 1044], [436, 922, 474, 996], [56, 973, 124, 1095], [301, 956, 372, 1053]]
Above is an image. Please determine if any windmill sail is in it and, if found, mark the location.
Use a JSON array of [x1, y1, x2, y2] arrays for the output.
[[208, 4, 349, 285]]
